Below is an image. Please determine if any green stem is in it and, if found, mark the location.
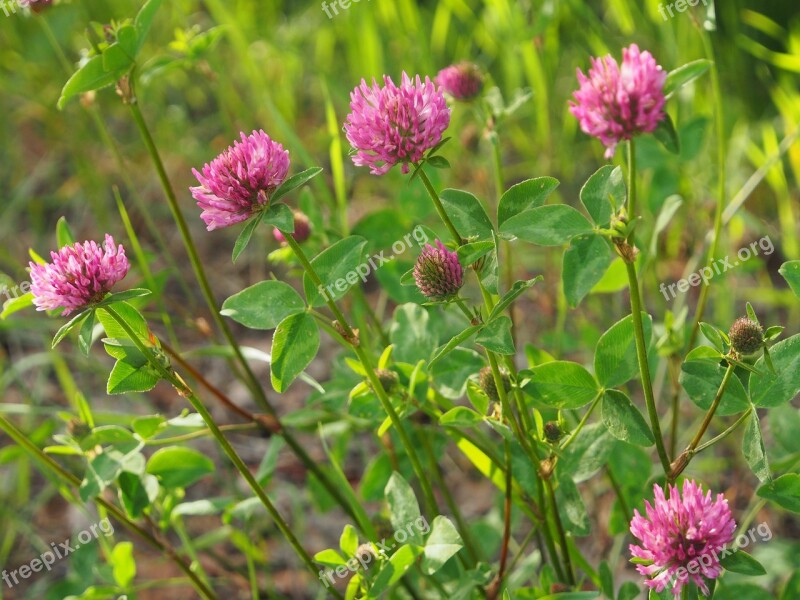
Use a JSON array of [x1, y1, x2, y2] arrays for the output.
[[0, 415, 217, 600], [626, 139, 637, 221], [416, 168, 464, 245], [496, 439, 513, 590], [127, 99, 266, 409], [694, 406, 752, 454], [418, 432, 480, 564], [101, 306, 335, 598], [626, 260, 671, 475], [544, 477, 575, 586], [559, 393, 602, 453], [624, 142, 670, 475], [126, 96, 360, 534], [670, 361, 736, 481], [281, 232, 439, 517]]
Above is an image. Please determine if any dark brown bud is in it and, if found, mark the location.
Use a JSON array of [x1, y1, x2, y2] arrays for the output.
[[478, 367, 510, 402], [729, 317, 763, 355]]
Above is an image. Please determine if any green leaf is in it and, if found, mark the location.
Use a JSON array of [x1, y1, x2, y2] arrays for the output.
[[580, 165, 624, 226], [110, 541, 136, 588], [385, 472, 423, 545], [421, 516, 463, 574], [617, 582, 640, 600], [146, 446, 215, 488], [749, 333, 800, 407], [80, 426, 139, 453], [118, 471, 158, 518], [779, 260, 800, 297], [757, 473, 800, 512], [680, 360, 751, 416], [107, 356, 161, 395], [497, 176, 560, 226], [429, 324, 481, 368], [222, 280, 305, 329], [96, 288, 152, 306], [134, 0, 164, 54], [314, 548, 347, 568], [500, 204, 593, 246], [56, 216, 76, 247], [720, 550, 766, 575], [699, 322, 725, 352], [1, 292, 34, 320], [272, 167, 323, 203], [476, 316, 515, 355], [426, 155, 451, 169], [390, 304, 438, 363], [439, 407, 483, 427], [743, 409, 771, 482], [602, 390, 654, 447], [132, 415, 165, 439], [652, 114, 680, 154], [563, 235, 614, 307], [555, 470, 590, 536], [80, 451, 125, 501], [270, 312, 319, 393], [594, 313, 653, 388], [457, 241, 494, 265], [340, 524, 358, 557], [439, 188, 494, 240], [780, 571, 800, 600], [522, 361, 599, 409], [488, 277, 542, 321], [52, 310, 90, 349], [262, 202, 296, 232], [231, 210, 266, 263], [598, 561, 614, 599], [58, 54, 130, 109], [371, 544, 421, 596], [303, 236, 369, 307], [430, 347, 484, 399], [664, 59, 713, 97]]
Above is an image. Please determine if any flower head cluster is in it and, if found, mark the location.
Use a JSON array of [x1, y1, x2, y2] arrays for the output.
[[570, 44, 666, 158], [344, 72, 451, 175], [29, 235, 130, 316], [436, 62, 484, 101], [728, 317, 763, 355], [191, 130, 290, 230], [630, 480, 736, 597], [413, 240, 463, 301]]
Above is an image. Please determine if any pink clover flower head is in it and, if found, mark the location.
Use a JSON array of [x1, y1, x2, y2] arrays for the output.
[[435, 62, 484, 101], [30, 234, 130, 316], [629, 480, 736, 597], [570, 44, 666, 158], [344, 72, 451, 175], [191, 130, 290, 230]]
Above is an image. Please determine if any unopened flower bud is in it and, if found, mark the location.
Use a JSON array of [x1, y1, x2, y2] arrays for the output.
[[435, 62, 484, 101], [729, 317, 763, 355], [413, 240, 463, 301], [544, 421, 563, 443], [478, 366, 510, 402], [273, 211, 311, 244], [373, 369, 399, 394]]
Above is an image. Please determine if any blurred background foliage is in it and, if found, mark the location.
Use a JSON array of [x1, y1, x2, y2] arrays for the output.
[[1, 0, 799, 597]]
